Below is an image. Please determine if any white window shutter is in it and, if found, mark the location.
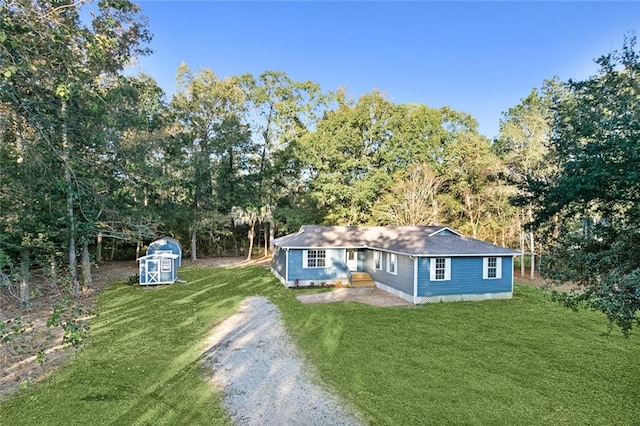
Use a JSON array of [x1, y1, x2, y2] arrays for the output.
[[482, 257, 488, 279], [444, 258, 451, 281], [303, 250, 308, 268], [496, 257, 502, 279], [430, 258, 436, 281]]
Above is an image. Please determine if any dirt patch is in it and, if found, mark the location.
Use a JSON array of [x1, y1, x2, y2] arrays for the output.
[[514, 270, 579, 294], [296, 287, 413, 307]]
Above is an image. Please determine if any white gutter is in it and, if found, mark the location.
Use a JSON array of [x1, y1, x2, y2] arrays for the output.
[[413, 256, 418, 305]]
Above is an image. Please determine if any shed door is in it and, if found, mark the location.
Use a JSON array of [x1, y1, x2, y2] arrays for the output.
[[346, 249, 358, 272], [147, 259, 160, 283]]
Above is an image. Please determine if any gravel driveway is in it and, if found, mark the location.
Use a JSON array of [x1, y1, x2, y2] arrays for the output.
[[202, 296, 364, 426]]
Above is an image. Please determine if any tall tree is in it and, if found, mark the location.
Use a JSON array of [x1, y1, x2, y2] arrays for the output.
[[441, 131, 503, 239], [371, 163, 444, 225], [532, 36, 640, 334], [242, 71, 328, 209], [1, 0, 151, 297], [170, 64, 247, 260], [231, 206, 259, 261], [497, 88, 553, 278], [301, 90, 397, 224]]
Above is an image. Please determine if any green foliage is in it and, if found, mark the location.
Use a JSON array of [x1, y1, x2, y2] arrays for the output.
[[0, 316, 25, 345], [0, 0, 153, 297], [46, 298, 94, 352], [533, 35, 640, 333]]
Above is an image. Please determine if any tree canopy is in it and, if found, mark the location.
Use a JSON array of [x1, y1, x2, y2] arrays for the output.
[[532, 36, 640, 333]]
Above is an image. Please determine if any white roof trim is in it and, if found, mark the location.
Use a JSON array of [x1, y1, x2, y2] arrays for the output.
[[137, 253, 180, 261], [428, 227, 463, 237]]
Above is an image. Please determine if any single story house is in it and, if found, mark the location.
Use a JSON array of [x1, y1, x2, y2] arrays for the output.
[[271, 225, 520, 304]]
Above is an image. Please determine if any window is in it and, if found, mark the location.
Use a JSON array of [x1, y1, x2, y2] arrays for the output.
[[373, 251, 382, 271], [387, 253, 397, 275], [435, 258, 446, 280], [483, 257, 502, 279], [161, 258, 172, 272], [304, 250, 326, 268], [430, 257, 451, 281]]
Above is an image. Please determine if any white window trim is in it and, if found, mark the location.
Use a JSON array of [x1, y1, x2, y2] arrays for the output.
[[386, 253, 398, 275], [161, 258, 172, 272], [373, 251, 382, 271], [483, 257, 502, 279], [430, 257, 451, 281], [303, 249, 328, 269]]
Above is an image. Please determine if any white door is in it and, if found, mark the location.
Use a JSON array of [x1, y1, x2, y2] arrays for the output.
[[147, 259, 160, 283], [346, 249, 358, 271]]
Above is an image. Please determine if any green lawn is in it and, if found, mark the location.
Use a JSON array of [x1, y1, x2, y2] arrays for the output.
[[1, 266, 638, 425]]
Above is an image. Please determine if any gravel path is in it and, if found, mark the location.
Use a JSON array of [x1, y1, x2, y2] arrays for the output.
[[202, 296, 364, 426]]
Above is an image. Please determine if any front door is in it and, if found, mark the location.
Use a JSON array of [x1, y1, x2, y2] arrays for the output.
[[346, 249, 358, 271]]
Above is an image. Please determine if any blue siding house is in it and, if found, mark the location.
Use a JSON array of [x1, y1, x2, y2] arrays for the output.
[[271, 226, 519, 304]]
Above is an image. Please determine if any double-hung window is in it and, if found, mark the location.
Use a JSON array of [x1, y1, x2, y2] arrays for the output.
[[161, 259, 171, 272], [387, 253, 397, 275], [374, 251, 382, 271], [483, 257, 502, 279], [430, 257, 451, 281], [304, 250, 326, 268]]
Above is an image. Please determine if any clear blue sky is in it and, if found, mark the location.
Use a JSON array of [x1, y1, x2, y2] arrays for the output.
[[130, 1, 639, 139]]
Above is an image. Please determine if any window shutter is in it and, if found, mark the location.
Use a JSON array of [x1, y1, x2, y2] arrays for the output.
[[444, 258, 451, 281], [482, 257, 488, 279], [430, 258, 436, 281], [302, 250, 308, 268], [496, 257, 502, 279]]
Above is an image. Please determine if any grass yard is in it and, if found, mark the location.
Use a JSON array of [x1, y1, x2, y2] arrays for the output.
[[1, 266, 639, 425]]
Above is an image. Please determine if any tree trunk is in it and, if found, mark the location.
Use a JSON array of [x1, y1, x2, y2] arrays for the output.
[[96, 231, 103, 264], [19, 247, 30, 307], [263, 224, 268, 257], [136, 240, 142, 259], [50, 256, 61, 296], [247, 226, 254, 261], [81, 239, 93, 290], [530, 231, 535, 280], [520, 211, 525, 278], [520, 231, 525, 278], [528, 206, 535, 280], [191, 228, 197, 261], [62, 99, 79, 298], [269, 222, 275, 255]]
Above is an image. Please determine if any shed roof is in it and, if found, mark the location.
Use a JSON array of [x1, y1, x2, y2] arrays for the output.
[[272, 225, 519, 256], [137, 252, 180, 261]]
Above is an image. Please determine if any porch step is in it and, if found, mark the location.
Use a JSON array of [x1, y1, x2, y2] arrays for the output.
[[350, 272, 375, 287]]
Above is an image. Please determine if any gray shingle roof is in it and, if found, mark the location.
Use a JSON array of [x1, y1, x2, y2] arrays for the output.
[[272, 225, 519, 256]]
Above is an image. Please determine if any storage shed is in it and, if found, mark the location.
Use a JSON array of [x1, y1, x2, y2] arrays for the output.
[[138, 237, 183, 285]]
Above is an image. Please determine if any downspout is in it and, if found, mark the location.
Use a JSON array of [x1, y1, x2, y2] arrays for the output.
[[285, 249, 289, 285], [413, 256, 418, 304], [511, 255, 515, 295]]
